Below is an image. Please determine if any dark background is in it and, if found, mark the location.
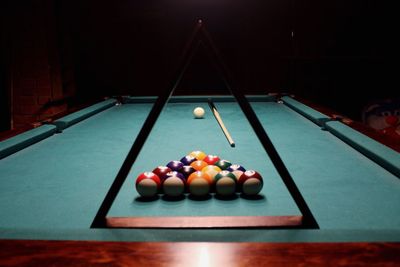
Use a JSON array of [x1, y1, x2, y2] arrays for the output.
[[1, 0, 398, 131]]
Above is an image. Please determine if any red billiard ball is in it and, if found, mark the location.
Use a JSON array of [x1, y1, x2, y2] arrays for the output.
[[152, 166, 172, 181], [135, 172, 161, 197], [238, 170, 263, 196], [203, 155, 220, 165]]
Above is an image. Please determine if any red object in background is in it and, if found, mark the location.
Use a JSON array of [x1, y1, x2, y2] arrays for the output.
[[385, 115, 399, 126]]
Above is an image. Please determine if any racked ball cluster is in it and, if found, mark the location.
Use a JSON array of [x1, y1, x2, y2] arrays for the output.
[[135, 150, 264, 198]]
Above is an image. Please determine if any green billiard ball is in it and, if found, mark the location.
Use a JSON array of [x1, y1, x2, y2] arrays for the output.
[[214, 159, 232, 170], [214, 170, 237, 196]]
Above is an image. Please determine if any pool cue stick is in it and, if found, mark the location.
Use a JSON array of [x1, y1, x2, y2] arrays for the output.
[[208, 99, 235, 147]]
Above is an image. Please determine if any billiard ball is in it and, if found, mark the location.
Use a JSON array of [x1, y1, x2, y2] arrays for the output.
[[163, 176, 186, 197], [214, 171, 237, 196], [203, 155, 220, 165], [189, 150, 207, 160], [180, 165, 196, 178], [190, 160, 208, 171], [227, 164, 246, 172], [227, 164, 246, 180], [193, 107, 205, 119], [214, 159, 232, 170], [180, 155, 196, 166], [135, 172, 161, 197], [187, 171, 212, 196], [162, 171, 185, 181], [187, 171, 212, 185], [166, 160, 184, 172], [152, 166, 172, 181], [201, 165, 222, 180], [238, 170, 263, 195]]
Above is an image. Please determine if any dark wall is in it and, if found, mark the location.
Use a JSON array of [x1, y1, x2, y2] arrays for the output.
[[0, 1, 11, 131], [55, 0, 397, 120], [58, 0, 292, 98]]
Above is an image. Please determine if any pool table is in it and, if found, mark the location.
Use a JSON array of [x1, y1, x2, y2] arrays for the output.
[[1, 95, 399, 265]]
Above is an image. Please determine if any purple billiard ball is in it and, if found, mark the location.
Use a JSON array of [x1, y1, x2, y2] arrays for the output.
[[180, 155, 196, 166], [162, 171, 185, 181], [179, 165, 196, 178], [166, 160, 184, 171]]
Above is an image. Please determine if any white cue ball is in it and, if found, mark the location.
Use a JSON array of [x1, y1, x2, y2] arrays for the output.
[[193, 107, 205, 119]]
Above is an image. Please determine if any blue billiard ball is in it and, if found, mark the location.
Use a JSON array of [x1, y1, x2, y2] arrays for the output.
[[179, 165, 196, 178], [180, 155, 196, 166], [166, 160, 184, 171], [227, 164, 246, 172]]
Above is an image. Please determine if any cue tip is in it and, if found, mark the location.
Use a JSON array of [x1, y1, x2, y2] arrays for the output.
[[230, 143, 235, 148]]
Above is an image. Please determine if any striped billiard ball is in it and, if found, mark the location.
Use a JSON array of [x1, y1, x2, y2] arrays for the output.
[[163, 175, 186, 197], [238, 170, 263, 196], [214, 171, 237, 196], [135, 172, 161, 198], [187, 171, 212, 196]]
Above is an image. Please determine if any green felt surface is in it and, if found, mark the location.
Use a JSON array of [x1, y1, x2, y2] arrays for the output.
[[282, 96, 331, 126], [325, 121, 400, 177], [1, 96, 400, 242], [108, 101, 300, 218], [0, 104, 152, 229], [53, 99, 117, 130], [0, 125, 57, 159], [251, 102, 400, 229]]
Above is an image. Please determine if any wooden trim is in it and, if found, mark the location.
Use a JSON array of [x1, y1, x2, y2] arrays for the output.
[[106, 215, 303, 228], [0, 240, 399, 266]]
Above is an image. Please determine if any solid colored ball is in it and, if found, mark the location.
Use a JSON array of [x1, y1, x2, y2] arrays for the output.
[[214, 159, 232, 170], [188, 150, 207, 160], [190, 160, 208, 171], [180, 165, 196, 178], [135, 172, 161, 197], [152, 166, 172, 181], [203, 155, 220, 165], [166, 160, 184, 172], [163, 176, 185, 197], [238, 170, 263, 195], [180, 155, 196, 166], [162, 171, 185, 181], [214, 171, 237, 196], [193, 107, 205, 118], [201, 165, 222, 180]]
